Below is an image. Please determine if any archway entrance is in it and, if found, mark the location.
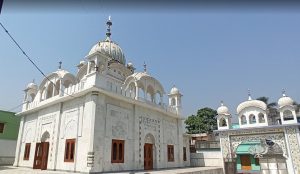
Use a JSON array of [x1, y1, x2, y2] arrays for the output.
[[144, 133, 155, 170], [33, 131, 50, 170], [235, 140, 287, 174]]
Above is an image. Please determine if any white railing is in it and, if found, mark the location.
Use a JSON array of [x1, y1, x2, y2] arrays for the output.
[[24, 82, 86, 111], [24, 81, 178, 115], [107, 86, 178, 115], [63, 82, 85, 96]]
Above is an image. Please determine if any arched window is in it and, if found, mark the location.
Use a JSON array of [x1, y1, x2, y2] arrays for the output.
[[129, 83, 136, 99], [283, 110, 294, 121], [219, 118, 227, 127], [171, 98, 176, 106], [249, 114, 256, 124], [258, 113, 265, 123], [111, 139, 124, 163], [155, 93, 160, 104], [146, 85, 154, 102], [46, 83, 54, 99], [54, 80, 60, 96], [29, 93, 36, 102], [40, 87, 45, 101], [147, 92, 152, 102], [63, 80, 72, 89], [138, 88, 145, 100], [241, 115, 247, 125], [89, 61, 95, 73]]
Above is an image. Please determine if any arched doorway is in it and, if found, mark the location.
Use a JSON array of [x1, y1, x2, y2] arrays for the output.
[[144, 133, 155, 170], [235, 140, 287, 174], [33, 131, 50, 170]]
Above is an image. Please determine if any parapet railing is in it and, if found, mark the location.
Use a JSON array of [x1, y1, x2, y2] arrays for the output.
[[25, 81, 178, 115]]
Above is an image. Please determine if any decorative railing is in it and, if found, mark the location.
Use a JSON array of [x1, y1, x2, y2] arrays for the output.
[[24, 80, 178, 115], [106, 85, 178, 115]]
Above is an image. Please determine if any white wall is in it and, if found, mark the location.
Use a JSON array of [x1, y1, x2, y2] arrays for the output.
[[190, 151, 223, 167], [92, 95, 188, 172], [0, 139, 17, 165], [15, 91, 188, 173]]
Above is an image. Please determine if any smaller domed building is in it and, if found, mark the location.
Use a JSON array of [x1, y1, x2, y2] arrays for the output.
[[13, 17, 190, 173], [215, 91, 300, 174]]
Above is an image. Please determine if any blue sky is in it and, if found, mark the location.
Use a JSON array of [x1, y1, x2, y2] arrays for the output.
[[1, 5, 300, 118]]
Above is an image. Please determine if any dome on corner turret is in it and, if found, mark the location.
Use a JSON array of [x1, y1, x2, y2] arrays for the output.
[[26, 82, 38, 90], [278, 90, 294, 108], [170, 86, 180, 95], [217, 101, 229, 115]]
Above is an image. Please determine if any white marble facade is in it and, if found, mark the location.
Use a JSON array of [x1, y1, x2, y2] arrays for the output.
[[215, 92, 300, 174], [13, 17, 190, 173]]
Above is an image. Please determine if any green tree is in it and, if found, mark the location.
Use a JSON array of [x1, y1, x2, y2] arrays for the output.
[[292, 101, 300, 112], [256, 96, 278, 123], [185, 107, 217, 134], [256, 96, 277, 108]]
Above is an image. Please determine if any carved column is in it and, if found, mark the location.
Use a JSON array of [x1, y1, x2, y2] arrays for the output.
[[86, 91, 98, 169], [285, 126, 300, 173]]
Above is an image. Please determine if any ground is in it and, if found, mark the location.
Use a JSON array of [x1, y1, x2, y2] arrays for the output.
[[0, 166, 223, 174]]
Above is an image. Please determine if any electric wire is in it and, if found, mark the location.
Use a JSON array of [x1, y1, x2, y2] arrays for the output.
[[0, 22, 76, 99], [8, 102, 27, 112]]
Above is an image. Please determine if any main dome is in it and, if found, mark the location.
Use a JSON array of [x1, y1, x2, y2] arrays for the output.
[[88, 17, 126, 65], [89, 38, 126, 65]]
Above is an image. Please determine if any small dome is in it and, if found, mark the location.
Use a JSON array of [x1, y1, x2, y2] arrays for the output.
[[127, 62, 133, 67], [278, 94, 294, 108], [26, 82, 38, 90], [237, 99, 267, 114], [39, 69, 76, 90], [130, 72, 150, 79], [170, 86, 180, 95], [217, 102, 229, 115], [123, 71, 165, 95]]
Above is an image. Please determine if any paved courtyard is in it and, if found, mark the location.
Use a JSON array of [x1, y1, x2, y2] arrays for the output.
[[0, 166, 223, 174]]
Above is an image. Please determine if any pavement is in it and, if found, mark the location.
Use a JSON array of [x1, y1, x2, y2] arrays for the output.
[[0, 166, 223, 174]]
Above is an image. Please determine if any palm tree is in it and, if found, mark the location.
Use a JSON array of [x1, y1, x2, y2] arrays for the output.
[[256, 96, 277, 108], [256, 96, 278, 123], [292, 101, 300, 113]]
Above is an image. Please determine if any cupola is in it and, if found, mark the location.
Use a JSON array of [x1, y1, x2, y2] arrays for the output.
[[217, 101, 231, 130], [278, 90, 297, 124]]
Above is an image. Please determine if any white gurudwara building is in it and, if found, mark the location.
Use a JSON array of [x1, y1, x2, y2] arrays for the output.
[[215, 91, 300, 174], [13, 17, 190, 173]]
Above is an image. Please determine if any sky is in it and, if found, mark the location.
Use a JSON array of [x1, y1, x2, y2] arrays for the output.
[[1, 2, 300, 119]]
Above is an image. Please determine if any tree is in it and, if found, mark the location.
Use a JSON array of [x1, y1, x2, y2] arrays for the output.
[[256, 96, 278, 123], [256, 96, 277, 108], [292, 101, 300, 112], [185, 107, 217, 134]]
